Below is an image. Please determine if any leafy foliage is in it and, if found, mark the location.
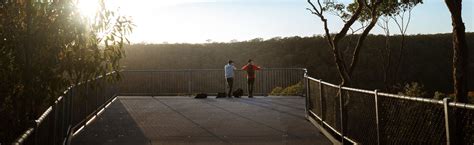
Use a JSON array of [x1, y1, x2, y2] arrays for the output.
[[397, 82, 427, 98], [270, 82, 304, 96], [0, 0, 133, 143]]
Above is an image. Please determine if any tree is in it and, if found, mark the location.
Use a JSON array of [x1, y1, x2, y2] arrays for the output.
[[445, 0, 469, 103], [0, 0, 133, 142], [307, 0, 383, 86], [445, 0, 469, 144], [376, 1, 421, 91], [307, 0, 423, 87]]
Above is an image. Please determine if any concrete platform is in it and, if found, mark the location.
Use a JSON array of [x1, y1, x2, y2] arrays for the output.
[[71, 96, 331, 145]]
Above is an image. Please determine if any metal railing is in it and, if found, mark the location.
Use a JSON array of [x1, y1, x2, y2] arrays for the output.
[[304, 74, 474, 145], [118, 68, 306, 96], [12, 68, 306, 145], [13, 72, 120, 145], [14, 67, 473, 145]]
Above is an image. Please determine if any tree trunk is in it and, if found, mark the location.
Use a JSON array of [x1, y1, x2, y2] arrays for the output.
[[445, 0, 468, 144], [393, 34, 405, 83], [445, 0, 469, 103]]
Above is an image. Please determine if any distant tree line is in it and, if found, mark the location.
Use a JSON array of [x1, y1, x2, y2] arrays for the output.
[[122, 33, 474, 96]]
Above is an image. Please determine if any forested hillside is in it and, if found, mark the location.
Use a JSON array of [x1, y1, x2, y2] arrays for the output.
[[122, 33, 474, 94]]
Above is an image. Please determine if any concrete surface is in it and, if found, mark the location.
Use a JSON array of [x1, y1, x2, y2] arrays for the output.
[[71, 96, 331, 145]]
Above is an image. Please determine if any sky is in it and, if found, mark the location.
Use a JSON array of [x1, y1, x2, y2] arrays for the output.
[[79, 0, 474, 44]]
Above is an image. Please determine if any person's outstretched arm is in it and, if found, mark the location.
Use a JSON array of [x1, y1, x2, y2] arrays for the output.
[[254, 65, 261, 70], [242, 64, 248, 70]]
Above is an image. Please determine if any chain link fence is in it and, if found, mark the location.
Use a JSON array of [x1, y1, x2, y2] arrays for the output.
[[305, 76, 474, 145]]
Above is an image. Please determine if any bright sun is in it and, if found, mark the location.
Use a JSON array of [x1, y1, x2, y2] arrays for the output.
[[77, 0, 100, 19]]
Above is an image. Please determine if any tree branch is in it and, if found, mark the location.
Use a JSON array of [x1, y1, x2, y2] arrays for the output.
[[348, 0, 382, 76]]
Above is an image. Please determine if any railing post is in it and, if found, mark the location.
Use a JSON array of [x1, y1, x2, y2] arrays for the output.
[[303, 69, 309, 116], [374, 90, 380, 145], [338, 85, 345, 145], [188, 70, 192, 96], [262, 69, 266, 96], [305, 77, 310, 116], [319, 80, 325, 122], [151, 71, 154, 96], [443, 97, 453, 145]]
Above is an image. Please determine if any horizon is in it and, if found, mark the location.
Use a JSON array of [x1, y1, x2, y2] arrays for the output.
[[125, 32, 473, 45]]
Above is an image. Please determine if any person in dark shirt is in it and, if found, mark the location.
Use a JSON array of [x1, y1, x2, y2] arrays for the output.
[[241, 59, 261, 98]]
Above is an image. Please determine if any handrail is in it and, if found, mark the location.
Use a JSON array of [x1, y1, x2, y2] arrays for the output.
[[305, 76, 450, 105], [13, 71, 120, 145], [303, 75, 474, 145], [122, 68, 306, 72], [15, 68, 473, 145], [13, 68, 306, 144]]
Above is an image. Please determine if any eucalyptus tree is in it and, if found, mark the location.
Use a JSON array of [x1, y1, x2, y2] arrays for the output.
[[444, 0, 468, 103], [0, 0, 133, 142], [376, 1, 421, 90], [307, 0, 422, 86], [445, 0, 469, 144]]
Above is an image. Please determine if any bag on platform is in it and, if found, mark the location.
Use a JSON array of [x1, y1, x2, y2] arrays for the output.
[[233, 88, 243, 98], [195, 93, 207, 99]]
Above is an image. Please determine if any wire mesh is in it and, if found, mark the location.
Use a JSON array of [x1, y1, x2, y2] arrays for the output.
[[322, 84, 341, 132], [449, 106, 474, 144], [378, 96, 446, 145], [342, 90, 377, 145], [308, 80, 321, 117], [304, 77, 471, 145]]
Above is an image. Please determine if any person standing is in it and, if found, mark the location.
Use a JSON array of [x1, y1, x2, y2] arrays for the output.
[[241, 59, 261, 98], [224, 60, 237, 97]]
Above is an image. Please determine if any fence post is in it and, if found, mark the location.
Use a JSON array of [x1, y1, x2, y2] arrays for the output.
[[188, 70, 192, 96], [338, 85, 345, 145], [151, 71, 154, 96], [319, 80, 325, 122], [443, 98, 453, 145], [374, 90, 380, 145], [305, 77, 310, 116]]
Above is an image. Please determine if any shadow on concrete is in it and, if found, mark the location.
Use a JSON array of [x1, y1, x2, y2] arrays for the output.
[[71, 99, 150, 145]]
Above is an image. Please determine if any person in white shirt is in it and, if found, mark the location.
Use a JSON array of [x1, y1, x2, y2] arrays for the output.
[[224, 60, 237, 97]]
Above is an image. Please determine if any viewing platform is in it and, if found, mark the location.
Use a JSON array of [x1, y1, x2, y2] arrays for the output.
[[71, 96, 331, 145], [14, 68, 474, 145]]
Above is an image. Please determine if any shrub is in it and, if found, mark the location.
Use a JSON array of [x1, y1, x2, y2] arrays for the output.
[[397, 82, 428, 98], [270, 82, 304, 96], [433, 91, 446, 100], [270, 87, 284, 96]]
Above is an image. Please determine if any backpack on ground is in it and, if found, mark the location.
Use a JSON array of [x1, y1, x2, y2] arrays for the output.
[[195, 93, 207, 99], [216, 92, 226, 98], [233, 88, 243, 98]]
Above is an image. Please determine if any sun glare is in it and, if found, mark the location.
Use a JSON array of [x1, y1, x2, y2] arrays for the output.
[[77, 0, 100, 19]]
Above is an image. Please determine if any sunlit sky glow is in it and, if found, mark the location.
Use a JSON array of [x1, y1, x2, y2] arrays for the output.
[[78, 0, 474, 44]]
